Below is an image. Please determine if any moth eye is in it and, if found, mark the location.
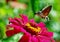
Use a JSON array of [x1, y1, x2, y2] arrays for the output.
[[45, 16, 49, 21]]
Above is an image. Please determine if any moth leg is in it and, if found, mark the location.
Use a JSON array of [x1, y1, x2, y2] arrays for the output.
[[45, 16, 49, 21]]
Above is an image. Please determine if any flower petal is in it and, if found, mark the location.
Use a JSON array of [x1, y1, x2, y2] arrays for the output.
[[14, 17, 24, 26], [37, 35, 51, 42], [6, 30, 15, 37], [29, 19, 38, 27], [38, 22, 46, 27], [20, 14, 28, 24], [9, 18, 20, 26], [9, 24, 30, 35], [19, 34, 31, 42], [31, 35, 38, 42]]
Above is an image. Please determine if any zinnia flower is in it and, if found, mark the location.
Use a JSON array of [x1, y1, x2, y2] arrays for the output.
[[6, 0, 17, 3], [6, 0, 27, 9], [6, 14, 55, 42], [10, 2, 27, 9]]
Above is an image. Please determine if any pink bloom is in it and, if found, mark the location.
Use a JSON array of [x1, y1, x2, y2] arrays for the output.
[[10, 2, 27, 9], [6, 0, 17, 3], [6, 0, 27, 9], [6, 14, 55, 42]]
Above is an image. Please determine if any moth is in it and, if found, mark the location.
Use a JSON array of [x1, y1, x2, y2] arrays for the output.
[[35, 5, 52, 20]]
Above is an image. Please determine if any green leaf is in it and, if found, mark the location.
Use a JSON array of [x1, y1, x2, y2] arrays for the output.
[[0, 23, 6, 39], [2, 32, 24, 42]]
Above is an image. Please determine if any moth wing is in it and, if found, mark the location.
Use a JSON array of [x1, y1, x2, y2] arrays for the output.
[[42, 6, 52, 17]]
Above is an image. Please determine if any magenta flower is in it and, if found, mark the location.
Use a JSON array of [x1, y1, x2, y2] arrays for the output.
[[6, 14, 55, 42]]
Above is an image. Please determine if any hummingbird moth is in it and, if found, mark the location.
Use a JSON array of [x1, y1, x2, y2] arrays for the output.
[[35, 5, 52, 20]]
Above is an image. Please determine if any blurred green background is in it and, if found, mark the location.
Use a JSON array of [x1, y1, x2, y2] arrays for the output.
[[0, 0, 60, 42]]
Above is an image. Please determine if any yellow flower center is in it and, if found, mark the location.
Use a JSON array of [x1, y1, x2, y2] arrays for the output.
[[25, 23, 41, 35]]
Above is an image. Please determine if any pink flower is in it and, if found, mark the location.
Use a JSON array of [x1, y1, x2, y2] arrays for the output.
[[6, 0, 27, 9], [6, 14, 55, 42], [6, 0, 17, 3], [10, 2, 27, 9]]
